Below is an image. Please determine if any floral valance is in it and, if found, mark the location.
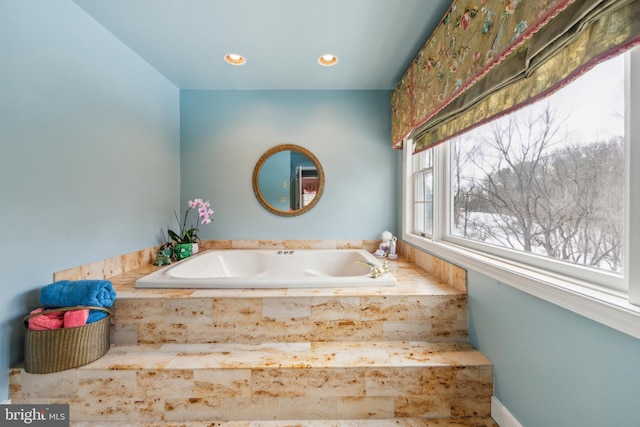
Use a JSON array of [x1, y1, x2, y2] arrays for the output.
[[390, 0, 640, 150], [390, 64, 413, 144]]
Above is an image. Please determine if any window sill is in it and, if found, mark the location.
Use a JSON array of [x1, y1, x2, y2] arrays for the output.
[[403, 234, 640, 340]]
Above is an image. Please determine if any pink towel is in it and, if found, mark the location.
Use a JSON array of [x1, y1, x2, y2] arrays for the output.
[[63, 309, 89, 328], [28, 308, 64, 331]]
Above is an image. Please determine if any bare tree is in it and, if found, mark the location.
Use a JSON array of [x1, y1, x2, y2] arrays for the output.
[[468, 105, 563, 251], [542, 138, 624, 270], [452, 136, 484, 237], [452, 104, 624, 273]]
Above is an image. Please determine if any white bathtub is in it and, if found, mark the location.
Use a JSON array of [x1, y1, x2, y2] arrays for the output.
[[135, 249, 396, 289]]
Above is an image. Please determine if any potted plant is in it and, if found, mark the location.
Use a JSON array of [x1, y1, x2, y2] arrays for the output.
[[168, 198, 214, 259]]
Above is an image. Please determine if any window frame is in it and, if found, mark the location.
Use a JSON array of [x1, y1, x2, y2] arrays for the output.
[[411, 149, 433, 238], [402, 48, 640, 340]]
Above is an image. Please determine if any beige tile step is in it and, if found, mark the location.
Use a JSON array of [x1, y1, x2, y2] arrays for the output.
[[109, 261, 468, 345], [70, 417, 499, 426], [10, 341, 493, 423]]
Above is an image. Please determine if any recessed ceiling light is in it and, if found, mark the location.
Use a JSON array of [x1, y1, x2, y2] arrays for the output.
[[224, 53, 246, 65], [318, 54, 338, 66]]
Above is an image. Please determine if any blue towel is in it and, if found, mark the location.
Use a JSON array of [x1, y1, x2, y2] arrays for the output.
[[87, 309, 108, 323], [39, 280, 116, 309]]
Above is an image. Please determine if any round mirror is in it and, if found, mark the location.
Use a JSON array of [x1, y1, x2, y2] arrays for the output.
[[252, 144, 325, 217]]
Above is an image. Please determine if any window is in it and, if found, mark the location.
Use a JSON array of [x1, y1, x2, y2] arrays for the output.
[[403, 47, 640, 338], [449, 54, 625, 292]]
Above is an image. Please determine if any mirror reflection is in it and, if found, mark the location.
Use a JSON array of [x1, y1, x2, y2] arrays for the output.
[[252, 144, 324, 216]]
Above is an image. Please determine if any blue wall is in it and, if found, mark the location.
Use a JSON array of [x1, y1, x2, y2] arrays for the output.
[[180, 90, 397, 240], [0, 1, 180, 400], [467, 270, 640, 427]]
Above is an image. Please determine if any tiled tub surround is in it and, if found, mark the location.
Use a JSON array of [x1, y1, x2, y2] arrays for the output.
[[110, 261, 467, 345], [10, 240, 496, 426]]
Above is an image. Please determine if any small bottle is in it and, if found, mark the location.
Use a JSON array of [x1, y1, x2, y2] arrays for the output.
[[388, 237, 398, 260]]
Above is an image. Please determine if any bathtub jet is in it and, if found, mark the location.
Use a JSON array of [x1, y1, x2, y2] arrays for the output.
[[135, 249, 397, 289]]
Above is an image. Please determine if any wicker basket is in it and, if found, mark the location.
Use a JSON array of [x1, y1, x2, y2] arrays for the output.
[[23, 306, 111, 374]]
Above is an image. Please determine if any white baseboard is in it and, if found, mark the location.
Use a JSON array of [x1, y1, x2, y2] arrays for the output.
[[492, 396, 523, 427]]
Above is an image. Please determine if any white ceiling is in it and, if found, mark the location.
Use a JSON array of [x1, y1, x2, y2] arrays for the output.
[[72, 0, 451, 90]]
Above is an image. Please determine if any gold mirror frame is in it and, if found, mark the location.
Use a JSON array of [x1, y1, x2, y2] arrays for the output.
[[252, 144, 325, 217]]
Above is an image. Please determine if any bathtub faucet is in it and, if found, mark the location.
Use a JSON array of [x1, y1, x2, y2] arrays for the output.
[[356, 260, 389, 278]]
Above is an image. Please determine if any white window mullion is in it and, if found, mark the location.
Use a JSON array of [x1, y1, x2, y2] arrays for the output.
[[432, 142, 447, 243], [628, 47, 640, 305]]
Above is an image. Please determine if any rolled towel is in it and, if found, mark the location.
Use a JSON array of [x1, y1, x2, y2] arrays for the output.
[[39, 280, 116, 308], [28, 308, 64, 331], [63, 308, 89, 328]]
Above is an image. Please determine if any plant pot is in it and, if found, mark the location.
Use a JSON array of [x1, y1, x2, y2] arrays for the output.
[[174, 243, 193, 260], [191, 242, 199, 254]]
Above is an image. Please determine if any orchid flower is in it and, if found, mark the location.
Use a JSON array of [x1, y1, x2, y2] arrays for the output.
[[167, 197, 214, 244]]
